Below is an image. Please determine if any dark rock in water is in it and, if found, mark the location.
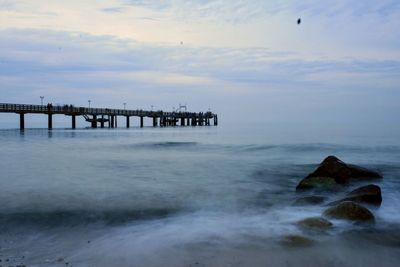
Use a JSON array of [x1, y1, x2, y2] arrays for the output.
[[323, 201, 375, 222], [292, 196, 326, 206], [296, 156, 382, 190], [296, 217, 333, 231], [280, 234, 315, 247], [329, 184, 382, 206], [296, 176, 336, 191], [347, 164, 382, 180]]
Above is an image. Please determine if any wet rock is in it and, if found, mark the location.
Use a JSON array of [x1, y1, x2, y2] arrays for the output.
[[280, 234, 315, 247], [347, 164, 382, 180], [292, 196, 326, 206], [346, 184, 382, 205], [296, 217, 333, 231], [296, 156, 382, 190], [296, 176, 337, 191], [323, 201, 375, 222], [330, 184, 382, 206]]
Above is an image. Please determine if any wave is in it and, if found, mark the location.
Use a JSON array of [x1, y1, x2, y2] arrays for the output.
[[0, 208, 183, 226], [119, 141, 199, 150]]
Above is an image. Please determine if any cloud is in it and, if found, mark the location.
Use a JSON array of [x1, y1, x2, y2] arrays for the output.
[[101, 7, 126, 13], [1, 0, 399, 60]]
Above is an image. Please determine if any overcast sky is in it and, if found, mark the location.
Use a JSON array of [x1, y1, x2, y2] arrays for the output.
[[0, 0, 399, 128]]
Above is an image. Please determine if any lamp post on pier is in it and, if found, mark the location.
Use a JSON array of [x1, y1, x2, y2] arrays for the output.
[[40, 96, 44, 105], [88, 100, 91, 108]]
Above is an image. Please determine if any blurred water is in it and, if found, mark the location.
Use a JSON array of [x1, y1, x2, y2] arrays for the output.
[[0, 123, 399, 266]]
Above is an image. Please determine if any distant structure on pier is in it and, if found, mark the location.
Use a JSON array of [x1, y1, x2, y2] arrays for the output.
[[0, 103, 218, 129]]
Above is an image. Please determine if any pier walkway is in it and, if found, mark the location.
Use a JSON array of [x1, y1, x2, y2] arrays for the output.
[[0, 103, 218, 129]]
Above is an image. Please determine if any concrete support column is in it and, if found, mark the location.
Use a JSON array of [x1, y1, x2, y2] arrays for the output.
[[111, 116, 114, 128], [100, 115, 104, 128], [153, 117, 157, 127], [48, 113, 53, 129], [72, 115, 76, 129], [187, 118, 190, 126], [126, 116, 130, 128], [19, 113, 25, 129], [115, 116, 118, 128], [140, 116, 144, 128], [181, 118, 185, 126]]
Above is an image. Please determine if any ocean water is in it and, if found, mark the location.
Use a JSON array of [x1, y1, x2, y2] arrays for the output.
[[0, 123, 399, 267]]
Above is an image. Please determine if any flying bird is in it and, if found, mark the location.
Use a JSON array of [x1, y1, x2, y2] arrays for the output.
[[297, 18, 301, 25]]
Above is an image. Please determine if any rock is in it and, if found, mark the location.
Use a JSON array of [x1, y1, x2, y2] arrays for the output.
[[346, 184, 382, 205], [296, 217, 333, 231], [296, 176, 336, 191], [330, 184, 382, 206], [280, 234, 315, 247], [323, 201, 375, 222], [296, 156, 382, 190], [292, 196, 326, 206], [347, 164, 382, 180]]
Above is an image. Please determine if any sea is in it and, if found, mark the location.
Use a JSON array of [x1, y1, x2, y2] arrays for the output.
[[0, 122, 399, 267]]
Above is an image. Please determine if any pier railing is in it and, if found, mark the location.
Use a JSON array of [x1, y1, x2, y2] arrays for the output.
[[0, 103, 214, 118]]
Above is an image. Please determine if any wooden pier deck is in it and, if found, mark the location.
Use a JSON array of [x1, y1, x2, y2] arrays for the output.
[[0, 103, 218, 129]]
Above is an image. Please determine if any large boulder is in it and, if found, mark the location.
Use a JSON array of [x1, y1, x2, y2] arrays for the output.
[[323, 201, 375, 222], [296, 217, 333, 231], [329, 184, 382, 206], [296, 156, 382, 190]]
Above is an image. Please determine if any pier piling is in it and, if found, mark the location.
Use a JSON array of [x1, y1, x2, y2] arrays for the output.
[[19, 113, 24, 129], [72, 115, 76, 129], [91, 115, 97, 128], [48, 113, 53, 129]]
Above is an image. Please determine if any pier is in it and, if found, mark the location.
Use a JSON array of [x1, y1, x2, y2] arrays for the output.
[[0, 103, 218, 129]]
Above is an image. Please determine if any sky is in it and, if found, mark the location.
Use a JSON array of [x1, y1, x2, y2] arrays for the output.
[[0, 0, 399, 129]]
